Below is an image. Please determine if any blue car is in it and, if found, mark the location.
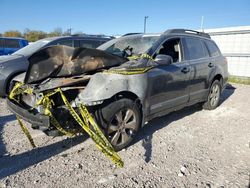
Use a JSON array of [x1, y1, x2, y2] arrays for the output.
[[0, 37, 28, 56]]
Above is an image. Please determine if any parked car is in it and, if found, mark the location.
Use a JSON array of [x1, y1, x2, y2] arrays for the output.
[[0, 37, 28, 56], [7, 29, 228, 151], [0, 35, 113, 96]]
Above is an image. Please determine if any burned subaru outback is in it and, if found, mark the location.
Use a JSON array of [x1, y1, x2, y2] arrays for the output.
[[7, 29, 228, 152]]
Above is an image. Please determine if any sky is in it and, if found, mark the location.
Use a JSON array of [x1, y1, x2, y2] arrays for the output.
[[0, 0, 250, 35]]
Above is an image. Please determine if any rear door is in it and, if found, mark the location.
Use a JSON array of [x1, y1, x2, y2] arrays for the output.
[[147, 37, 191, 115], [0, 39, 4, 55], [183, 37, 210, 102]]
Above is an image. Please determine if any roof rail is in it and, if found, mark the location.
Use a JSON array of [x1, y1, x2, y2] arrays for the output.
[[122, 32, 142, 36], [70, 34, 115, 39], [164, 29, 210, 38]]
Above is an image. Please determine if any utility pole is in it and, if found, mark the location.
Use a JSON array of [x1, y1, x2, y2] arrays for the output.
[[200, 16, 204, 32], [144, 16, 149, 33], [68, 28, 72, 35]]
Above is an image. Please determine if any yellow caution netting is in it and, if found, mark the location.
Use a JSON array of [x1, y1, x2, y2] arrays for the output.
[[9, 83, 124, 167]]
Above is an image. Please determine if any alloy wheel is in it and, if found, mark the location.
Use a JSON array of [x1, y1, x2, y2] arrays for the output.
[[209, 84, 220, 107], [108, 108, 137, 146]]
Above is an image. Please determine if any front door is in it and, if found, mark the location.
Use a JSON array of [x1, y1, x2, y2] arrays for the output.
[[147, 37, 191, 115]]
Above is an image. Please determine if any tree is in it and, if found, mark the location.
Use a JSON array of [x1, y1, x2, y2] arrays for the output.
[[47, 27, 63, 37], [25, 30, 47, 42], [3, 30, 22, 37]]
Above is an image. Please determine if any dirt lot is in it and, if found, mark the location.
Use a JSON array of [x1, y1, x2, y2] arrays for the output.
[[0, 84, 249, 188]]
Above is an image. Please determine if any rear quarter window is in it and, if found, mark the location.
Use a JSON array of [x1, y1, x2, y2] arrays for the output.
[[5, 39, 20, 48], [205, 40, 221, 57], [184, 37, 208, 60]]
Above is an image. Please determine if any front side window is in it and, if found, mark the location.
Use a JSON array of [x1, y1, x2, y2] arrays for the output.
[[184, 38, 207, 60], [5, 39, 20, 48], [154, 38, 182, 63]]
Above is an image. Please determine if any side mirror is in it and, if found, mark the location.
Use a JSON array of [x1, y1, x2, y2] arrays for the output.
[[155, 54, 173, 65]]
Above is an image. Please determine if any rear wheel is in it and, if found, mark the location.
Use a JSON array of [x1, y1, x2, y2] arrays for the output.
[[97, 98, 141, 151], [203, 80, 221, 110]]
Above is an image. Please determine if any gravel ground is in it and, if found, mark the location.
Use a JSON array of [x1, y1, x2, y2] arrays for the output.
[[0, 83, 249, 188]]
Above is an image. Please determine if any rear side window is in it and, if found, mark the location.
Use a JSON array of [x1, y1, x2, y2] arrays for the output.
[[205, 40, 220, 57], [5, 39, 20, 48], [184, 38, 207, 60], [79, 40, 102, 48]]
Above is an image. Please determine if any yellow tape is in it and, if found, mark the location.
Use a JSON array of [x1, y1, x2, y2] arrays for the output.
[[104, 54, 154, 75], [128, 53, 154, 61], [16, 116, 36, 148], [36, 92, 76, 137], [9, 82, 124, 167], [104, 66, 153, 75], [57, 88, 124, 167]]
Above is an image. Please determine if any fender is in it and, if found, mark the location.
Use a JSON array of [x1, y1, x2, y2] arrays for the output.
[[77, 72, 148, 105]]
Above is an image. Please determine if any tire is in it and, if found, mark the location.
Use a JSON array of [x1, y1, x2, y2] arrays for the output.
[[203, 80, 221, 110], [96, 98, 141, 151]]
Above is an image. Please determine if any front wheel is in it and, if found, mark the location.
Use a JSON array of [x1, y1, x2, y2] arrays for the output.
[[203, 80, 221, 110], [97, 98, 141, 151]]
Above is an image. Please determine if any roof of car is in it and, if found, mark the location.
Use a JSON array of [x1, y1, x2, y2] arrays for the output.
[[0, 37, 28, 40], [44, 35, 114, 41]]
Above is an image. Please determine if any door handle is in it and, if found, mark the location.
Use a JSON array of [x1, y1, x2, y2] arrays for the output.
[[181, 67, 190, 73], [208, 62, 214, 68]]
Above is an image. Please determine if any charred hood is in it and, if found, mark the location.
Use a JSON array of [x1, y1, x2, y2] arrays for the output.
[[25, 45, 127, 84]]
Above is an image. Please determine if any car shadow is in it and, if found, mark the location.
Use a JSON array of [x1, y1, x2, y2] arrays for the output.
[[0, 114, 16, 158], [0, 134, 88, 179], [220, 83, 236, 105], [132, 86, 235, 163]]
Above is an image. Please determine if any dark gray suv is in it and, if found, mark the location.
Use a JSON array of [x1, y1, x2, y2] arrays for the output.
[[7, 29, 228, 151], [0, 35, 113, 96]]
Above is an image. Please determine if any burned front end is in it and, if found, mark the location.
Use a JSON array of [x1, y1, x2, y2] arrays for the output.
[[7, 45, 127, 135], [7, 43, 158, 167]]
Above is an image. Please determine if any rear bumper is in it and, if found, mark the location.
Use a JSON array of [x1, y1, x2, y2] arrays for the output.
[[7, 98, 50, 128]]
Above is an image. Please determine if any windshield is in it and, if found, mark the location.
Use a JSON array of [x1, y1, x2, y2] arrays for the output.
[[13, 38, 52, 56], [98, 35, 159, 57]]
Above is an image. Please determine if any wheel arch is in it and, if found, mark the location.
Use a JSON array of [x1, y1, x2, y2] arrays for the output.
[[210, 74, 223, 88], [109, 91, 143, 120], [5, 70, 25, 94]]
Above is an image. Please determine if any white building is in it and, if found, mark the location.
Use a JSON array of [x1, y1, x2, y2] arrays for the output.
[[204, 26, 250, 78]]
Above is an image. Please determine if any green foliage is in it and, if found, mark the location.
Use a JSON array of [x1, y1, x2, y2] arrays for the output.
[[229, 76, 250, 85], [2, 27, 68, 42], [3, 30, 22, 37]]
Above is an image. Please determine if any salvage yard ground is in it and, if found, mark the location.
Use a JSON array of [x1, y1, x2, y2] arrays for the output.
[[0, 83, 249, 187]]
